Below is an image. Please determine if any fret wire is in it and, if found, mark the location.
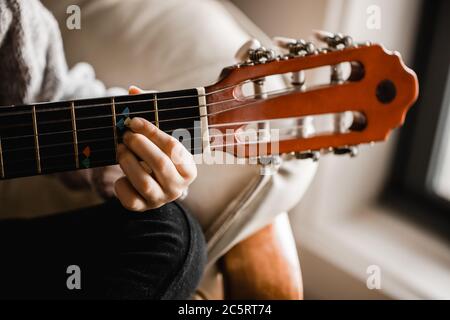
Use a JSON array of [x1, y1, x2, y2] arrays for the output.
[[111, 97, 118, 160], [0, 137, 4, 178], [153, 93, 159, 128], [70, 101, 80, 169], [32, 106, 42, 174]]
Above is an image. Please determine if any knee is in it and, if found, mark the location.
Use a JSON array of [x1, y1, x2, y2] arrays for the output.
[[157, 202, 207, 299], [121, 201, 207, 299]]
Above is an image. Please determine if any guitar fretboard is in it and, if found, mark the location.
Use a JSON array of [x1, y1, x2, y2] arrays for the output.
[[0, 88, 203, 179]]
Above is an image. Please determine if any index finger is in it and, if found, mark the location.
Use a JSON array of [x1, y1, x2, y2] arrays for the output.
[[127, 117, 179, 154], [126, 117, 196, 178]]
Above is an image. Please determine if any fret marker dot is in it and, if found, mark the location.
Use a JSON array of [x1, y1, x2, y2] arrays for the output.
[[82, 158, 91, 169], [83, 146, 91, 158]]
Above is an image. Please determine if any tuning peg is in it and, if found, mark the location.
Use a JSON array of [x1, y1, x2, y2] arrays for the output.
[[262, 155, 282, 166], [273, 36, 314, 89], [235, 39, 262, 62], [235, 39, 276, 65], [295, 151, 321, 162], [334, 146, 359, 157], [313, 30, 353, 49], [273, 36, 316, 56], [235, 38, 276, 64]]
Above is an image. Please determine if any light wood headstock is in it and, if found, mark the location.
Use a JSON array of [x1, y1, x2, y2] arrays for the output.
[[205, 35, 418, 159]]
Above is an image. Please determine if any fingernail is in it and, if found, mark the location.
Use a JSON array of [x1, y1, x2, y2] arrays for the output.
[[128, 85, 141, 94]]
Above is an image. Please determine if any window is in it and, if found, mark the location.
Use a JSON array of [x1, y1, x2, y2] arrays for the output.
[[429, 67, 450, 201], [387, 0, 450, 233]]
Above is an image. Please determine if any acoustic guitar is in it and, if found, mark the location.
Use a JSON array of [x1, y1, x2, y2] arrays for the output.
[[0, 32, 418, 180]]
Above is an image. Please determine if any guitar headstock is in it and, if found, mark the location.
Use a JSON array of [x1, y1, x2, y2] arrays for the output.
[[204, 32, 419, 161]]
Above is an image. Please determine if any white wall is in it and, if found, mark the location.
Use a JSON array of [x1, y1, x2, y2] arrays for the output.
[[232, 0, 328, 40]]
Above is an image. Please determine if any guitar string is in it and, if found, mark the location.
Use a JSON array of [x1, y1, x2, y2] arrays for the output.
[[1, 84, 342, 156], [0, 95, 316, 156], [0, 80, 253, 114], [0, 124, 201, 142], [0, 118, 307, 154], [0, 86, 295, 131], [0, 114, 296, 142], [3, 123, 309, 166], [0, 86, 298, 142]]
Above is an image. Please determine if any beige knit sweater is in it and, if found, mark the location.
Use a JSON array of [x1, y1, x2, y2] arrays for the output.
[[0, 0, 125, 199]]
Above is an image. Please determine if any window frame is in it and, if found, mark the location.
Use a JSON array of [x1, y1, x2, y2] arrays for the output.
[[385, 0, 450, 236]]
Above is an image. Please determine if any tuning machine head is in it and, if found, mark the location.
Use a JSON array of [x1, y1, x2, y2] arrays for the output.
[[235, 39, 276, 66], [314, 30, 353, 49], [273, 37, 316, 89], [273, 36, 316, 57]]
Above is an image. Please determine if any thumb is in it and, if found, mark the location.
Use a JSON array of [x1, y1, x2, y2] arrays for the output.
[[128, 85, 143, 95]]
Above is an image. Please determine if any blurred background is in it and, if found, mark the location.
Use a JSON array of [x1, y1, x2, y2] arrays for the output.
[[231, 0, 450, 299]]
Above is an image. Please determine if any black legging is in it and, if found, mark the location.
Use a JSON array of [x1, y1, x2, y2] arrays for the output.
[[0, 199, 206, 299]]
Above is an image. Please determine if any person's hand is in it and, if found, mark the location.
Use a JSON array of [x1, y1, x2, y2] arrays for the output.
[[57, 165, 123, 199], [114, 86, 197, 211]]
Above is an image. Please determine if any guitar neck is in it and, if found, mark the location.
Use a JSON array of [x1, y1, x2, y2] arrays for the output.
[[0, 88, 205, 180]]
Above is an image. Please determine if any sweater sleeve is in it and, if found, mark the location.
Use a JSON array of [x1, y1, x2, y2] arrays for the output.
[[0, 0, 125, 196]]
